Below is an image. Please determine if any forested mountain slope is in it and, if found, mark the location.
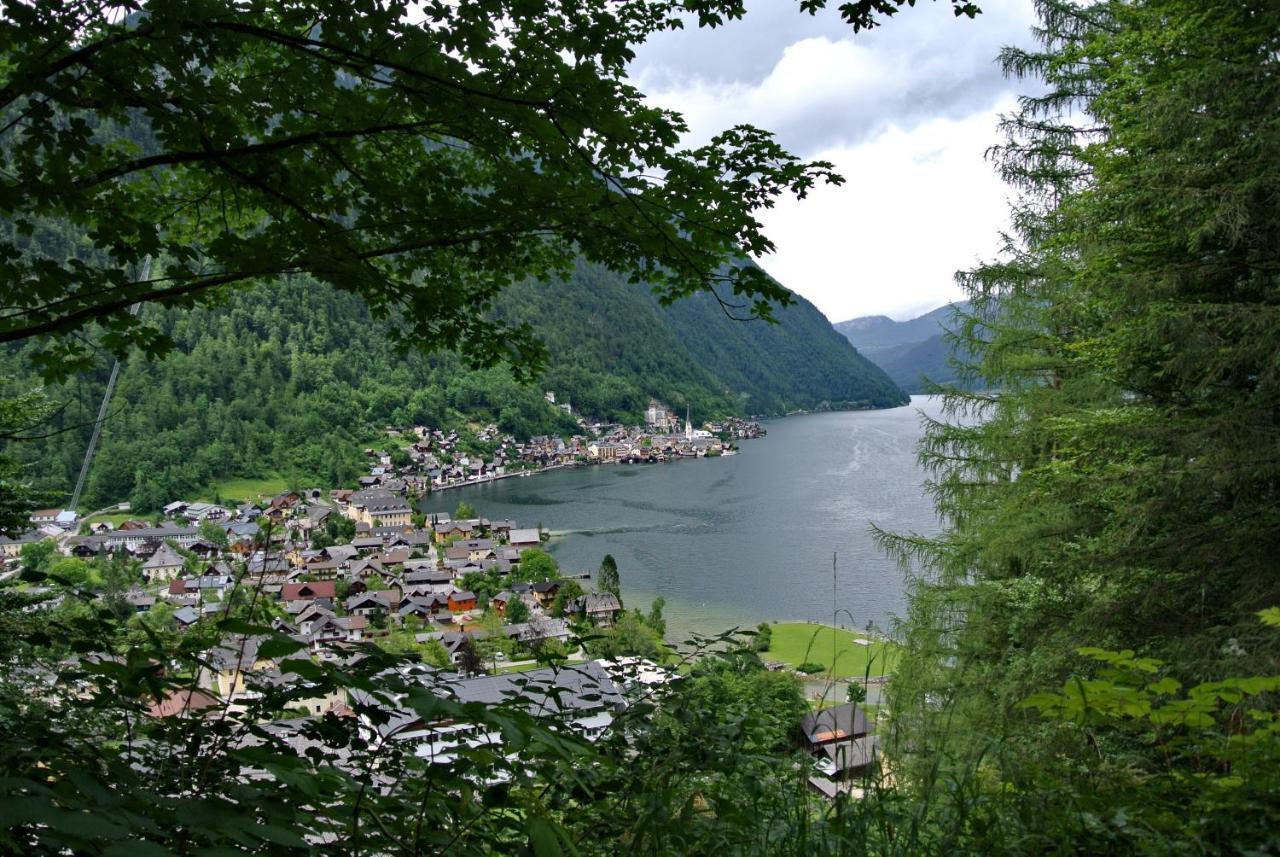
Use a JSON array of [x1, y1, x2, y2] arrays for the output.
[[835, 302, 970, 392], [2, 263, 904, 510], [508, 262, 907, 418]]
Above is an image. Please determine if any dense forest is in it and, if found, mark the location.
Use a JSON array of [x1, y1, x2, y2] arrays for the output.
[[1, 260, 903, 510]]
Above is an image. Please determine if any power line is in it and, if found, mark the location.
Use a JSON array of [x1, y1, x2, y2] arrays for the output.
[[68, 257, 149, 511]]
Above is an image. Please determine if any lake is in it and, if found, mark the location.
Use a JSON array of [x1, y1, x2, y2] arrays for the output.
[[422, 395, 944, 640]]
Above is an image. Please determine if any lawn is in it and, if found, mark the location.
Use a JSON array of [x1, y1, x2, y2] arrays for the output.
[[763, 623, 899, 679], [205, 476, 291, 503], [78, 511, 139, 525]]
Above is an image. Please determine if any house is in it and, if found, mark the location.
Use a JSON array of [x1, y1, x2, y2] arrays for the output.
[[196, 635, 277, 699], [295, 603, 336, 636], [487, 519, 516, 539], [147, 688, 222, 719], [269, 491, 302, 511], [253, 665, 348, 715], [280, 580, 337, 603], [184, 502, 228, 522], [143, 543, 187, 583], [447, 590, 477, 613], [187, 539, 221, 559], [505, 617, 571, 647], [306, 614, 368, 647], [799, 703, 879, 779], [28, 508, 63, 525], [349, 556, 385, 578], [78, 525, 200, 552], [0, 530, 42, 559], [345, 591, 393, 617], [352, 661, 627, 765], [399, 593, 448, 621], [352, 536, 384, 554], [173, 606, 200, 628], [445, 539, 496, 563], [124, 586, 157, 613], [346, 490, 412, 529], [507, 528, 541, 549], [576, 592, 623, 627], [433, 520, 475, 543], [530, 580, 560, 608], [490, 590, 515, 616]]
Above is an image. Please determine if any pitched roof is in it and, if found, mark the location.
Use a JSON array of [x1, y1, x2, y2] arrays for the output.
[[580, 592, 621, 613], [508, 528, 541, 544], [800, 703, 870, 745], [281, 580, 337, 601]]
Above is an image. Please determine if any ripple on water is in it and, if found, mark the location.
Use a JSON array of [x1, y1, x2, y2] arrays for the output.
[[423, 397, 945, 635]]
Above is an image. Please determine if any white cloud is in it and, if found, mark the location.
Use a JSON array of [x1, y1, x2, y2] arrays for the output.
[[753, 102, 1016, 322], [627, 0, 1037, 320]]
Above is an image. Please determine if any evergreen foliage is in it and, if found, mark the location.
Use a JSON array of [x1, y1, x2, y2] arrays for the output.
[[597, 554, 620, 598], [884, 0, 1280, 848]]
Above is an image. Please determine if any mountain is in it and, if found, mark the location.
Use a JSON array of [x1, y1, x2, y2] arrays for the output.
[[834, 302, 970, 393], [2, 263, 906, 511], [501, 262, 908, 420]]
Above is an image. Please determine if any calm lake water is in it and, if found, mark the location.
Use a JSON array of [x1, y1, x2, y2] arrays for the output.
[[423, 395, 944, 639]]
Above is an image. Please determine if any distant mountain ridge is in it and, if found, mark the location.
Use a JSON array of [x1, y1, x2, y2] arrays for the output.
[[494, 260, 910, 417], [834, 302, 971, 393]]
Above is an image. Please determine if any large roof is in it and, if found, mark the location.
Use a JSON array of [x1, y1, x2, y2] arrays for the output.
[[800, 703, 870, 744]]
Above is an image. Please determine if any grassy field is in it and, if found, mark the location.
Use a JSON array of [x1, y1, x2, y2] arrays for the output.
[[78, 511, 139, 525], [763, 623, 899, 679], [204, 476, 291, 503]]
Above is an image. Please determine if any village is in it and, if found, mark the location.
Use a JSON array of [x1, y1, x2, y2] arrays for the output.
[[367, 396, 765, 495], [0, 400, 876, 798]]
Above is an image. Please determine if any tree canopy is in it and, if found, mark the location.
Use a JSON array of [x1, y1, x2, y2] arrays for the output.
[[0, 0, 974, 382]]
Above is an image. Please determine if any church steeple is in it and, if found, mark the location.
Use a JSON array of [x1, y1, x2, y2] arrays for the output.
[[684, 407, 693, 440]]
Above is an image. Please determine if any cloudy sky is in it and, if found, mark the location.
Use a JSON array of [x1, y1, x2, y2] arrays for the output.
[[628, 0, 1039, 322]]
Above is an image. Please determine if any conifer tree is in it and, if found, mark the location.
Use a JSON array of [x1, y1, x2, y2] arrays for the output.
[[886, 0, 1280, 823]]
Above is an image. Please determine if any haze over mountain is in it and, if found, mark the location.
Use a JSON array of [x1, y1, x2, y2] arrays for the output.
[[834, 302, 970, 393]]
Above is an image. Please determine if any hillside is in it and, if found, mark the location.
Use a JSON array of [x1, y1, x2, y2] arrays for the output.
[[500, 262, 906, 417], [834, 302, 969, 392], [2, 264, 905, 511]]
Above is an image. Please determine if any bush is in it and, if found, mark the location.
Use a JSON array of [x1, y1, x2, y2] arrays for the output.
[[795, 662, 824, 674], [753, 622, 772, 652]]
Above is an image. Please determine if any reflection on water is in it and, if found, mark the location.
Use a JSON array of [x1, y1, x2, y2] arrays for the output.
[[422, 396, 943, 638]]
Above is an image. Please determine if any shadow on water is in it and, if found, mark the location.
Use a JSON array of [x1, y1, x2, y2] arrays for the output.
[[489, 493, 564, 506]]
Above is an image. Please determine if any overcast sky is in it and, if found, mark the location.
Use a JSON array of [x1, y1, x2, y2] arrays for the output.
[[628, 0, 1038, 322]]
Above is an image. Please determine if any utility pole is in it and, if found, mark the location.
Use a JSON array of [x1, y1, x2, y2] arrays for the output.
[[832, 552, 838, 668]]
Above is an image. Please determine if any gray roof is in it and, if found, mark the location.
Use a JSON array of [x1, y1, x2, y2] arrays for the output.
[[144, 543, 185, 569], [356, 660, 625, 740], [816, 735, 881, 772], [579, 592, 621, 614], [508, 528, 540, 544]]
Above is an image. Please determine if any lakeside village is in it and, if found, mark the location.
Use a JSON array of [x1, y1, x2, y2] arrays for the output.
[[381, 396, 765, 493], [0, 400, 879, 798]]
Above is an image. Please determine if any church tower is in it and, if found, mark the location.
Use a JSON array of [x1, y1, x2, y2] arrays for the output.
[[684, 407, 693, 441]]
